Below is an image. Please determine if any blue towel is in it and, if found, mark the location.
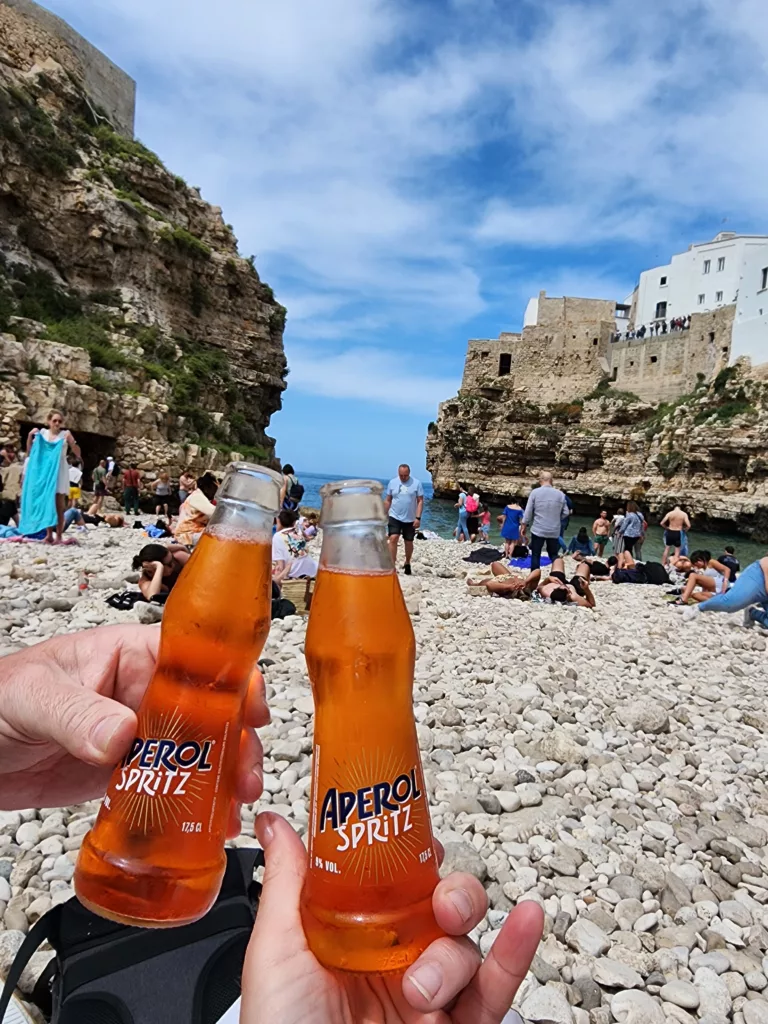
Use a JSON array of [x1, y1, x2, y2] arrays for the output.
[[19, 433, 64, 536], [508, 555, 552, 570]]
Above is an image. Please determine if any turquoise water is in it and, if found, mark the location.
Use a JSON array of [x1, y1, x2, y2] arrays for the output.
[[297, 472, 765, 566]]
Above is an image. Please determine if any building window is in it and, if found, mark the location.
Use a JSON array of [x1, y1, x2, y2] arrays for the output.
[[698, 294, 705, 305], [498, 353, 511, 376], [761, 267, 768, 291], [703, 260, 711, 274], [717, 257, 725, 271], [480, 351, 489, 357], [716, 291, 723, 302], [650, 356, 658, 363], [592, 338, 598, 346], [660, 276, 667, 286], [654, 300, 667, 318], [709, 332, 715, 343]]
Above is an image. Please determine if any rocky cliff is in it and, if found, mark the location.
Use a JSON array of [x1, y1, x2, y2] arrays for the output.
[[427, 367, 768, 539], [0, 4, 287, 475]]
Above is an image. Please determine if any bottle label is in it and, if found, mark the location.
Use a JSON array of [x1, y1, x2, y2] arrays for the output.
[[103, 718, 229, 837], [308, 747, 436, 881]]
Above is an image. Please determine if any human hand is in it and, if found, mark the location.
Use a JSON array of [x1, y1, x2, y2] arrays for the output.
[[0, 625, 268, 822], [241, 813, 544, 1024]]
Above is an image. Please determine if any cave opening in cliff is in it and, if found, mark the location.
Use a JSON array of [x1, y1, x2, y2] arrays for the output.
[[18, 422, 117, 488]]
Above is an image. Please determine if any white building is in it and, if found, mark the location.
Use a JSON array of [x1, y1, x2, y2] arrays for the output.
[[631, 232, 768, 363]]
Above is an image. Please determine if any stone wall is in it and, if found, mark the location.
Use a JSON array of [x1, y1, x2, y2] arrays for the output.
[[460, 294, 616, 404], [610, 306, 734, 402], [0, 0, 135, 135]]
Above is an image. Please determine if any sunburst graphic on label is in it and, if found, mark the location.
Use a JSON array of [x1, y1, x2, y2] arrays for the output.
[[113, 707, 216, 836], [326, 748, 428, 886]]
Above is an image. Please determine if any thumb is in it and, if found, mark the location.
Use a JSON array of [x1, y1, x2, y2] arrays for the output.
[[4, 670, 137, 766], [251, 812, 308, 957]]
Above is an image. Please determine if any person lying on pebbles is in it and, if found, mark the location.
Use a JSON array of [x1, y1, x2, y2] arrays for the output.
[[468, 557, 596, 607]]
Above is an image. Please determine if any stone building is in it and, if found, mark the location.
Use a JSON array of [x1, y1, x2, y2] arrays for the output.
[[460, 291, 732, 405], [462, 293, 617, 404]]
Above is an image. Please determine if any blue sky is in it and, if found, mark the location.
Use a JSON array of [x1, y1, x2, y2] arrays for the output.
[[45, 0, 768, 479]]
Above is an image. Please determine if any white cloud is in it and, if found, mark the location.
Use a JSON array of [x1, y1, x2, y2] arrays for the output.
[[48, 0, 768, 371], [285, 344, 459, 413]]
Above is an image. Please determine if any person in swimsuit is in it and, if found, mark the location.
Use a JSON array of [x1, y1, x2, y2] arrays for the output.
[[22, 410, 81, 543], [498, 499, 524, 558], [674, 549, 731, 606], [660, 505, 691, 565], [468, 557, 595, 607], [592, 509, 611, 556], [153, 471, 172, 517], [132, 542, 191, 600]]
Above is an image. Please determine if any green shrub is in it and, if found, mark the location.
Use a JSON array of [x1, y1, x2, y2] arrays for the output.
[[89, 288, 122, 307], [10, 266, 82, 323], [47, 317, 130, 370], [159, 226, 211, 259], [85, 168, 103, 183], [713, 365, 739, 393], [0, 86, 80, 178], [92, 124, 161, 167], [90, 369, 115, 391], [190, 278, 209, 317], [694, 399, 753, 425], [658, 451, 684, 477]]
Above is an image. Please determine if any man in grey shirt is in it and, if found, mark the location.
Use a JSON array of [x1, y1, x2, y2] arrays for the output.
[[521, 471, 569, 571]]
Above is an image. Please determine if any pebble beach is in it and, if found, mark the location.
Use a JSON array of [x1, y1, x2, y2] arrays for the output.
[[2, 529, 768, 1024]]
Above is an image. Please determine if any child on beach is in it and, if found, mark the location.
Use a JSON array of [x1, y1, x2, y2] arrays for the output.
[[478, 505, 491, 542]]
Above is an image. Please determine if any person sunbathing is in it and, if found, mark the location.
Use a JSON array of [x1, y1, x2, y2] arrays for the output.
[[673, 549, 731, 606], [468, 557, 595, 607]]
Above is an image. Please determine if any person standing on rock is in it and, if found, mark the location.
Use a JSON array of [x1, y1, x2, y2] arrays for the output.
[[178, 469, 196, 506], [122, 463, 142, 516], [660, 504, 691, 565], [89, 458, 108, 515], [498, 498, 524, 557], [592, 509, 611, 557], [520, 471, 568, 571], [610, 507, 625, 554], [384, 463, 423, 575], [20, 411, 81, 544], [455, 486, 470, 543], [0, 446, 22, 528]]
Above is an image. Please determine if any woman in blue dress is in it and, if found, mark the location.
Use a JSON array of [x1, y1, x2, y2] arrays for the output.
[[498, 499, 524, 557]]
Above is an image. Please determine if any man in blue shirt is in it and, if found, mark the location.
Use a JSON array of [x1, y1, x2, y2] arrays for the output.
[[384, 464, 424, 575]]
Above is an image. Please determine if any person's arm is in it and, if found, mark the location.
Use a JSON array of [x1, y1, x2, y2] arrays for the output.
[[709, 558, 731, 580], [279, 475, 288, 507], [139, 563, 165, 600], [522, 493, 534, 528], [26, 429, 39, 454], [188, 489, 216, 517], [660, 512, 670, 527], [65, 431, 82, 461], [581, 582, 596, 608], [566, 537, 576, 553], [683, 513, 691, 530], [415, 484, 424, 524], [383, 483, 393, 515]]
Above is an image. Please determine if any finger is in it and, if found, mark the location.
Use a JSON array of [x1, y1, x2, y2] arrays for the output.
[[226, 801, 242, 840], [435, 838, 444, 867], [403, 936, 481, 1012], [243, 669, 270, 728], [452, 901, 544, 1024], [234, 727, 263, 805], [432, 873, 488, 935], [2, 666, 137, 766], [250, 813, 308, 956]]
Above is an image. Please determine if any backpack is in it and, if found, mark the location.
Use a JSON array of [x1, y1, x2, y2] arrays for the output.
[[642, 561, 671, 585], [465, 495, 479, 514], [0, 848, 263, 1024]]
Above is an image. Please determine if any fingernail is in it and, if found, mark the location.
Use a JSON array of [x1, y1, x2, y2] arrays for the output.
[[448, 887, 474, 925], [257, 814, 276, 847], [407, 961, 443, 1002], [90, 715, 128, 756]]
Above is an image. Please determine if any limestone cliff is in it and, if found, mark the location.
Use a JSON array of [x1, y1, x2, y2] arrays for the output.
[[427, 367, 768, 540], [0, 4, 287, 474]]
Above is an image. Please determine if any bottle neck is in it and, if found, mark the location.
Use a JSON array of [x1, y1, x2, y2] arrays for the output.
[[207, 496, 274, 542], [319, 521, 392, 573]]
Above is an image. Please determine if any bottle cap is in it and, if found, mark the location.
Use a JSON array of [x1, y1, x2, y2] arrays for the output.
[[319, 479, 385, 526], [218, 462, 282, 513]]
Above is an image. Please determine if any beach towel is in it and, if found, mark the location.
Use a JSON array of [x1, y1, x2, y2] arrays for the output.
[[19, 432, 64, 536], [508, 555, 552, 570]]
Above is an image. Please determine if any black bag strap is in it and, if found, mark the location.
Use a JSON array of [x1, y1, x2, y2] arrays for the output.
[[0, 904, 62, 1021], [0, 848, 265, 1021]]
